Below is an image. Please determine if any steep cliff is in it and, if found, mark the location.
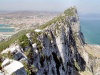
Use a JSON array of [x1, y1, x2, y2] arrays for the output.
[[0, 7, 100, 75]]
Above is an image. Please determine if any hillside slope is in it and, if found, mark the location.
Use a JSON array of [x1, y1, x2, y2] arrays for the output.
[[0, 7, 100, 75]]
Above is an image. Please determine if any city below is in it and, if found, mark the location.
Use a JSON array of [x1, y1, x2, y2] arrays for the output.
[[0, 11, 59, 41]]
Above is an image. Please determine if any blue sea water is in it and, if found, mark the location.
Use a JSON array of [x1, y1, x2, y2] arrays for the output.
[[0, 24, 9, 27], [0, 24, 15, 32], [80, 19, 100, 45]]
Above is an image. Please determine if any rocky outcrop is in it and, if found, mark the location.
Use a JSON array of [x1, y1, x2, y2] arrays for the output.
[[1, 59, 27, 75], [0, 7, 100, 75]]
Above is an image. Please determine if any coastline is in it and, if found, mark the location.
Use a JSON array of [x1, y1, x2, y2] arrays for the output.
[[80, 19, 100, 45]]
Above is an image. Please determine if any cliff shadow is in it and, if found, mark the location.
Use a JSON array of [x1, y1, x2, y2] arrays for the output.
[[68, 25, 86, 71]]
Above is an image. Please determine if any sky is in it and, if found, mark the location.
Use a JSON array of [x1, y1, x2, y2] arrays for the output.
[[0, 0, 100, 15]]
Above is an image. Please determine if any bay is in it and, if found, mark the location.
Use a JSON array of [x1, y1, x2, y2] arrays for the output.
[[0, 24, 15, 32], [80, 19, 100, 45]]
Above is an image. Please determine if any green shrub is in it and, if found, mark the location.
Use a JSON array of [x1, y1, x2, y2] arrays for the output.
[[18, 34, 30, 48], [2, 51, 13, 59], [31, 31, 42, 52], [23, 61, 38, 75], [0, 30, 30, 52]]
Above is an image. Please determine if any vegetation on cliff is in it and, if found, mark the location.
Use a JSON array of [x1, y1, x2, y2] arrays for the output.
[[39, 7, 75, 29], [18, 34, 30, 48], [0, 30, 29, 52], [0, 7, 76, 52]]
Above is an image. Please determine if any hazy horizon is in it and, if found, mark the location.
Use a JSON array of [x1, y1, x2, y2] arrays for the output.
[[0, 0, 100, 15]]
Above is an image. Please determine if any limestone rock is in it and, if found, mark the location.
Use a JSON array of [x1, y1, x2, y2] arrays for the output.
[[1, 59, 27, 75]]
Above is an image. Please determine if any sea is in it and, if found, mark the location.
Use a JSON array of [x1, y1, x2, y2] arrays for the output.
[[80, 19, 100, 45], [0, 24, 15, 32]]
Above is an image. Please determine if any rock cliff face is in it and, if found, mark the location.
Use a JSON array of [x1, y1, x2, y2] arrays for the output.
[[0, 7, 100, 75]]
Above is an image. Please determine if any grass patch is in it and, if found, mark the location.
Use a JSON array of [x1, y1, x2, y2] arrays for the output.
[[22, 61, 38, 75], [0, 30, 30, 52], [2, 51, 13, 59], [64, 7, 75, 16], [18, 34, 30, 49], [39, 15, 66, 29]]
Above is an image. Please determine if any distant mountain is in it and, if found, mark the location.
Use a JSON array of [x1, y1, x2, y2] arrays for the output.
[[0, 11, 11, 14], [0, 10, 60, 15], [0, 11, 60, 18]]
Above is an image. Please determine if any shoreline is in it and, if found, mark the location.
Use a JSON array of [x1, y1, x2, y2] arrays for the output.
[[0, 27, 21, 41]]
